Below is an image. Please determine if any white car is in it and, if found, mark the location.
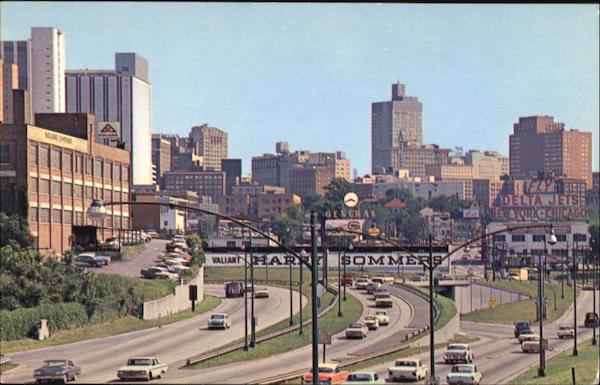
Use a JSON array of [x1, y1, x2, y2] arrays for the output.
[[557, 324, 574, 339], [208, 313, 231, 329], [342, 371, 385, 384], [375, 293, 393, 308], [522, 339, 542, 353], [388, 358, 428, 382], [254, 287, 270, 298], [374, 310, 390, 326], [117, 357, 168, 381], [443, 344, 474, 364], [447, 364, 482, 385], [346, 322, 368, 339], [355, 278, 370, 290], [363, 315, 380, 330], [518, 330, 537, 344]]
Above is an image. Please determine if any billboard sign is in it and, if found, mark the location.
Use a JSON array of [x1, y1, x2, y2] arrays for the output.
[[98, 122, 120, 139]]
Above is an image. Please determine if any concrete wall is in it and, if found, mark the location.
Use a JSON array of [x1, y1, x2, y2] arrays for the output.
[[411, 299, 460, 348], [142, 266, 204, 320], [454, 282, 529, 315]]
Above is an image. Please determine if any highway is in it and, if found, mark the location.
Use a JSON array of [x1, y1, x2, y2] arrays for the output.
[[359, 289, 597, 384], [163, 285, 417, 384], [1, 285, 304, 384]]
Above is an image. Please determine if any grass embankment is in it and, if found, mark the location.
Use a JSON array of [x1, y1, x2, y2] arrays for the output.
[[187, 288, 362, 369], [0, 361, 18, 373], [205, 266, 326, 283], [461, 281, 578, 325], [121, 243, 146, 260], [509, 338, 598, 385], [0, 295, 220, 354]]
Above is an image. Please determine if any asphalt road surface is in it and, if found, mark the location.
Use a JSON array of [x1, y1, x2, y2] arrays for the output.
[[99, 239, 170, 277], [1, 285, 304, 384], [165, 284, 416, 383]]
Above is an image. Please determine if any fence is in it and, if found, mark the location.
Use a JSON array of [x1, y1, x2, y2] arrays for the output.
[[455, 281, 530, 314]]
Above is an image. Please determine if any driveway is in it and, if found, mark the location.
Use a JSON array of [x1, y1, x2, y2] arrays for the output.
[[99, 239, 170, 277]]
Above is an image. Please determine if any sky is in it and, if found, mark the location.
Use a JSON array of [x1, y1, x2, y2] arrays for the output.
[[2, 3, 599, 175]]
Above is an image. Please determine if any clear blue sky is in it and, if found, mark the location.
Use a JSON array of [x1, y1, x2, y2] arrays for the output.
[[2, 3, 598, 175]]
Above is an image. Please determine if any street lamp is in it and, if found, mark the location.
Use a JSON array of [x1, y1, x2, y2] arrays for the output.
[[590, 239, 597, 346], [345, 243, 353, 301], [538, 228, 557, 377], [573, 239, 579, 356], [337, 246, 343, 317], [299, 249, 307, 335]]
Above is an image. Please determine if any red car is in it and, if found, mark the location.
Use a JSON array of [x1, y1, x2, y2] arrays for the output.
[[302, 363, 349, 385], [341, 274, 354, 286]]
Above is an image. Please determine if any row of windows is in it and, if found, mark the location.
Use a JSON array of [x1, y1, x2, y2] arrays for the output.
[[30, 207, 129, 227], [30, 144, 129, 182], [493, 234, 587, 243], [30, 177, 128, 201]]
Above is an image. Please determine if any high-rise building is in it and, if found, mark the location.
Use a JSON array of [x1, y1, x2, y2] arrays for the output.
[[509, 116, 592, 187], [151, 134, 171, 184], [464, 150, 509, 179], [1, 27, 65, 121], [190, 124, 228, 171], [65, 53, 152, 185], [398, 143, 450, 179], [163, 170, 225, 201], [371, 82, 423, 174], [221, 159, 242, 195], [1, 59, 19, 123]]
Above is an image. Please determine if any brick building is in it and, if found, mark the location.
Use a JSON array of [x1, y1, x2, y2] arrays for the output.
[[163, 170, 225, 201]]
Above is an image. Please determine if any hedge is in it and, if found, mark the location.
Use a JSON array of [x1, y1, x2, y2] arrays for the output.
[[0, 302, 89, 341]]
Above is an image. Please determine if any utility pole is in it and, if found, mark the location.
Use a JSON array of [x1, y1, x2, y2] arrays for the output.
[[310, 211, 319, 385], [428, 234, 436, 385]]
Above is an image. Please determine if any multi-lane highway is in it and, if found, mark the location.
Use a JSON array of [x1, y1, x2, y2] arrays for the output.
[[164, 285, 416, 384], [1, 285, 304, 384]]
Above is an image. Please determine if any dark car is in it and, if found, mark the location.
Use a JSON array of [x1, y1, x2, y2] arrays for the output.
[[225, 282, 244, 298], [73, 253, 105, 267], [514, 320, 532, 337], [584, 312, 599, 328], [33, 359, 81, 383]]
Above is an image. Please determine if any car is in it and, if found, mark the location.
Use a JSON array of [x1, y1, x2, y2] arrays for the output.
[[514, 320, 532, 337], [254, 287, 270, 298], [374, 310, 390, 326], [584, 312, 599, 328], [582, 283, 595, 291], [518, 329, 537, 344], [33, 359, 81, 383], [557, 324, 575, 339], [372, 288, 388, 299], [141, 266, 179, 280], [102, 237, 122, 251], [302, 363, 349, 385], [155, 263, 189, 276], [208, 313, 231, 329], [388, 358, 428, 382], [342, 371, 385, 384], [522, 339, 542, 353], [342, 274, 354, 286], [375, 293, 393, 308], [520, 334, 540, 345], [225, 282, 244, 298], [367, 282, 382, 294], [363, 315, 380, 330], [74, 253, 106, 267], [507, 273, 521, 281], [346, 322, 368, 339], [146, 230, 159, 238], [446, 364, 482, 385], [443, 344, 474, 364], [355, 278, 370, 290], [164, 257, 190, 266], [141, 231, 152, 242], [370, 277, 385, 284], [117, 357, 168, 381]]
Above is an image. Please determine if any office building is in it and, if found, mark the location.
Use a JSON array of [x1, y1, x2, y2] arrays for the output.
[[221, 159, 242, 194], [190, 124, 228, 171], [151, 134, 171, 184], [163, 170, 225, 201], [65, 53, 152, 185], [0, 112, 131, 256], [509, 116, 592, 187], [464, 150, 509, 179], [1, 59, 19, 123]]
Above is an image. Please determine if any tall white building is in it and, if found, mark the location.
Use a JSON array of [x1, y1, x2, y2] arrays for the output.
[[1, 27, 65, 122], [65, 53, 153, 185]]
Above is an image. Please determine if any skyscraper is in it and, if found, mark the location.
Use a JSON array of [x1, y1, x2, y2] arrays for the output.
[[65, 53, 153, 185], [371, 82, 423, 174], [190, 124, 228, 171], [509, 116, 592, 187]]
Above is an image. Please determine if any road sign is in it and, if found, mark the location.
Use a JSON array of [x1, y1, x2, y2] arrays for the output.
[[318, 330, 332, 345], [489, 297, 497, 308], [367, 226, 380, 237], [541, 338, 548, 350], [343, 192, 359, 208]]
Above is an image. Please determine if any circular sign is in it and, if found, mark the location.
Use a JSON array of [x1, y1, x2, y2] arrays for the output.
[[368, 226, 380, 237], [344, 192, 359, 208]]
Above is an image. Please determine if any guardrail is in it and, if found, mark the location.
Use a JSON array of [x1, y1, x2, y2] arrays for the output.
[[205, 279, 300, 287], [394, 283, 440, 322], [185, 281, 338, 366]]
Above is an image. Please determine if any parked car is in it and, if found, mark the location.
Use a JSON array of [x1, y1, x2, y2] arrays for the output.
[[102, 237, 122, 251], [225, 281, 244, 298], [141, 266, 179, 280], [584, 312, 599, 328], [446, 364, 482, 385], [375, 293, 393, 308], [254, 287, 270, 298], [302, 363, 349, 385], [141, 231, 152, 243], [557, 324, 575, 339], [345, 322, 368, 339], [208, 313, 231, 329], [388, 358, 428, 382], [33, 359, 81, 383], [146, 230, 159, 238], [443, 343, 474, 364], [117, 357, 168, 381], [518, 329, 537, 344], [363, 315, 380, 330], [155, 263, 189, 276], [514, 320, 532, 337], [342, 371, 385, 384], [74, 253, 107, 267], [374, 310, 390, 326]]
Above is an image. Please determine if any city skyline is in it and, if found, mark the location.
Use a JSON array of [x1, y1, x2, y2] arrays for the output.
[[2, 3, 598, 175]]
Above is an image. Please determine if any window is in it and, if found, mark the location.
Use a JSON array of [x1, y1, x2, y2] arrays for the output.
[[52, 181, 61, 196], [74, 184, 83, 199], [64, 210, 73, 225], [114, 216, 121, 229], [39, 208, 50, 223], [30, 145, 38, 165], [122, 217, 128, 229], [85, 186, 93, 199], [63, 182, 72, 197], [104, 161, 112, 180], [573, 234, 587, 242], [123, 165, 129, 182], [104, 189, 112, 202], [0, 143, 9, 164], [86, 157, 93, 175], [557, 234, 567, 242], [52, 209, 62, 224], [62, 152, 72, 172], [39, 147, 49, 167], [30, 177, 38, 193], [113, 163, 121, 181], [94, 159, 103, 178], [95, 187, 103, 199], [75, 155, 83, 174], [75, 211, 83, 225], [51, 149, 61, 169], [30, 207, 38, 222], [492, 235, 506, 243], [532, 235, 545, 242], [39, 179, 50, 194], [104, 215, 111, 228], [512, 235, 525, 242]]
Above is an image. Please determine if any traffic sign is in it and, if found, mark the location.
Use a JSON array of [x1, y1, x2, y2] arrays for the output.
[[318, 330, 332, 345], [489, 297, 497, 308]]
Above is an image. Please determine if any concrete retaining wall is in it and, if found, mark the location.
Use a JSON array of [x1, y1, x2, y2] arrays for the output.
[[411, 303, 460, 348], [142, 266, 204, 320], [455, 282, 529, 314]]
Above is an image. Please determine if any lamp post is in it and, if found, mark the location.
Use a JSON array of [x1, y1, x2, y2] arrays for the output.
[[345, 243, 353, 301], [299, 249, 307, 335], [289, 250, 294, 326], [241, 244, 249, 351], [310, 211, 319, 385], [250, 231, 256, 348], [591, 239, 597, 346], [573, 240, 578, 356], [538, 228, 557, 377], [428, 234, 436, 384], [337, 247, 343, 317]]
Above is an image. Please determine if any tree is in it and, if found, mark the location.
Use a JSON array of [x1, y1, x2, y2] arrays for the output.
[[0, 212, 34, 249]]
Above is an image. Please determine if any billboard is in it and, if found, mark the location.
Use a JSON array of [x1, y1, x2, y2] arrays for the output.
[[98, 122, 120, 139]]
